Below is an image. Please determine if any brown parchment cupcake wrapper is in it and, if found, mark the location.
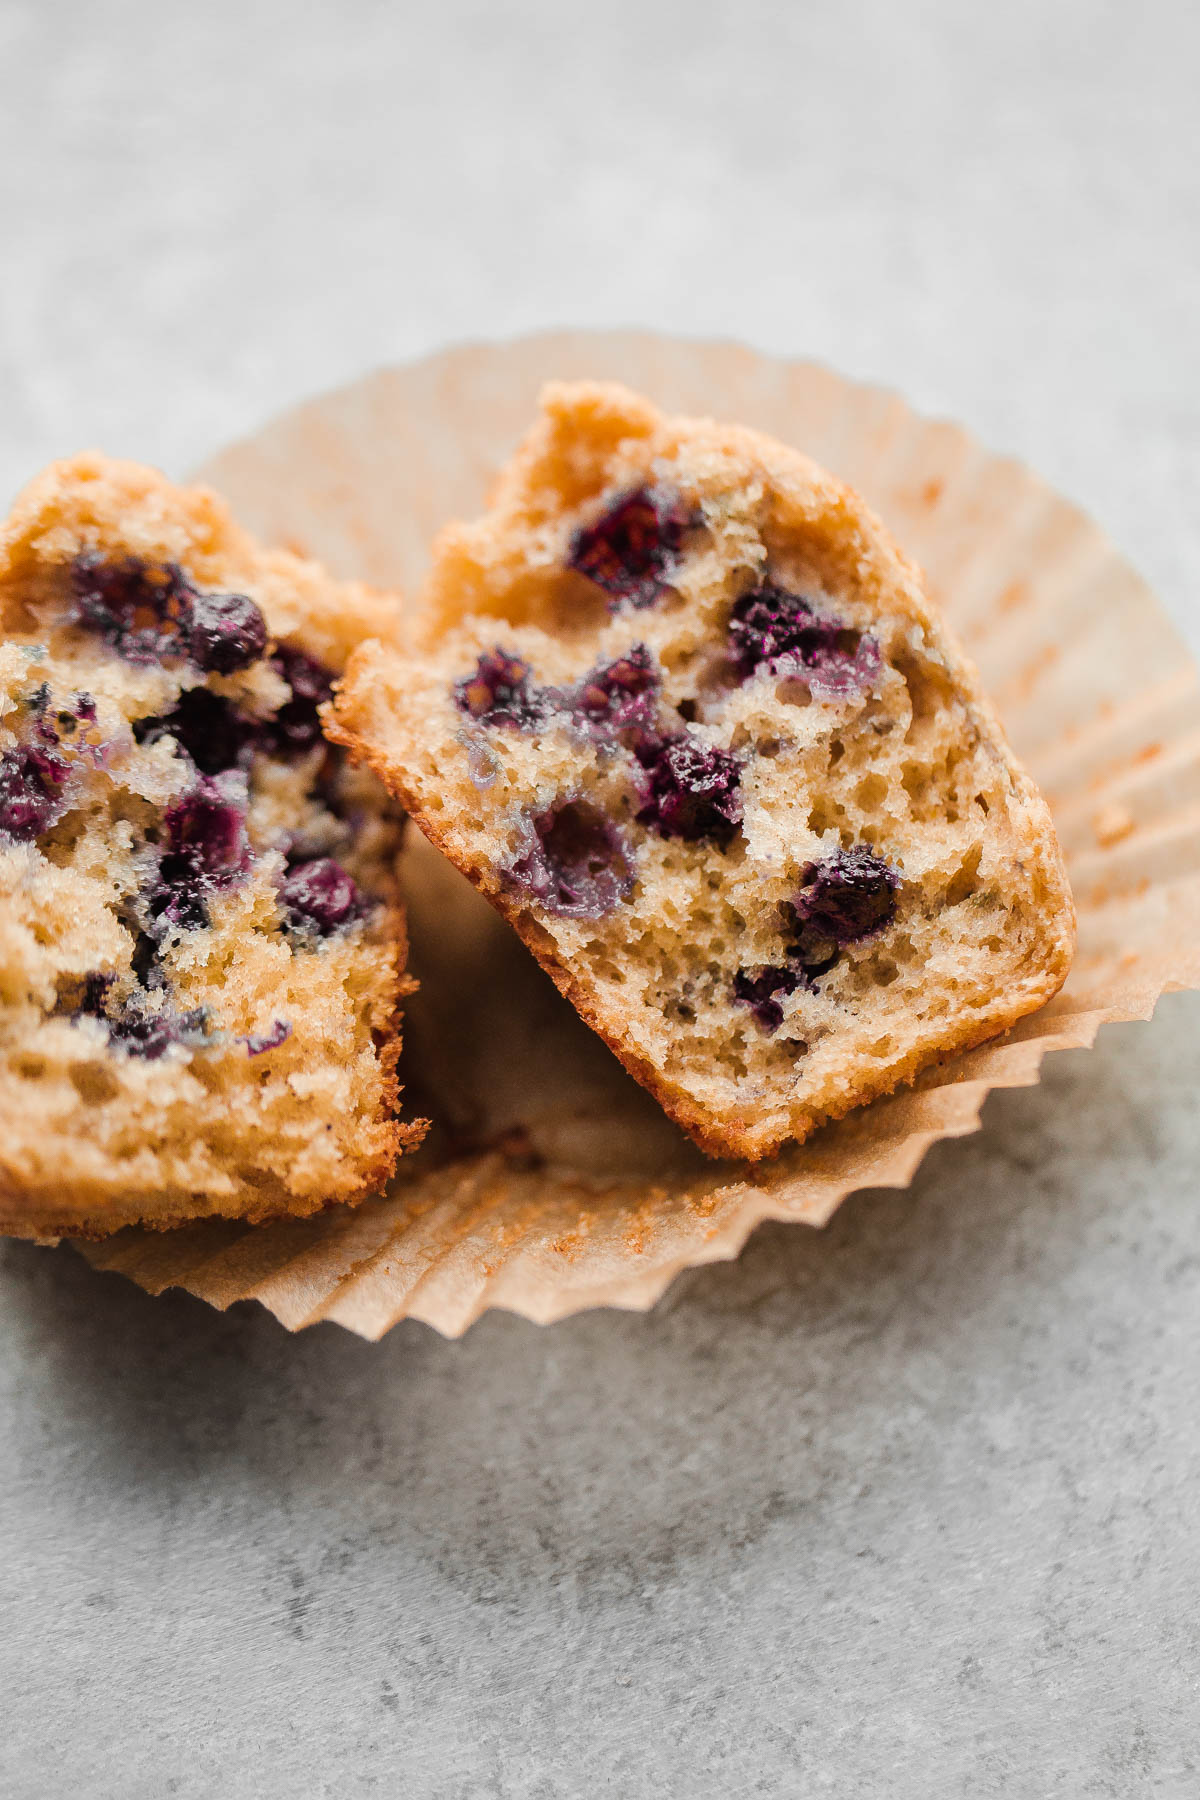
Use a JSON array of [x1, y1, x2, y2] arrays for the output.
[[77, 332, 1200, 1337]]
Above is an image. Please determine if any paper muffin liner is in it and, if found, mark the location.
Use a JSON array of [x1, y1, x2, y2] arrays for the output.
[[77, 331, 1200, 1337]]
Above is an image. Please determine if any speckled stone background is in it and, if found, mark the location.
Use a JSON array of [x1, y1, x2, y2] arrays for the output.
[[2, 3, 1199, 1795]]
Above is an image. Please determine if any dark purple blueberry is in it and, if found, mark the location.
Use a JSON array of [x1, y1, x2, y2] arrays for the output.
[[786, 846, 899, 977], [566, 644, 660, 739], [243, 1018, 292, 1056], [136, 687, 257, 775], [164, 782, 249, 883], [504, 800, 634, 918], [279, 857, 365, 937], [73, 693, 97, 724], [733, 965, 801, 1033], [568, 485, 695, 609], [147, 781, 250, 932], [635, 734, 743, 846], [106, 1002, 210, 1060], [183, 587, 268, 676], [70, 554, 191, 665], [728, 580, 880, 700], [0, 746, 67, 841], [454, 649, 550, 730], [267, 645, 335, 756]]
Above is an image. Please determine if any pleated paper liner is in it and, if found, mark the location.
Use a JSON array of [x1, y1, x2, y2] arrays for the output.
[[77, 332, 1200, 1337]]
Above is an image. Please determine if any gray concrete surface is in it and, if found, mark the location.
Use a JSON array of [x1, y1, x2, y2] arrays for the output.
[[2, 2, 1199, 1794]]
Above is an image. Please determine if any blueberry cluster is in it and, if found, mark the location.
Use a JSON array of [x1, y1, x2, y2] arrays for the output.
[[455, 643, 660, 741], [2, 554, 381, 1060], [71, 554, 267, 674], [457, 501, 900, 1005], [134, 645, 335, 775]]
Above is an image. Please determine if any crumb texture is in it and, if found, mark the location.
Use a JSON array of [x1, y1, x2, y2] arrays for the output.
[[332, 382, 1076, 1160], [0, 454, 423, 1238]]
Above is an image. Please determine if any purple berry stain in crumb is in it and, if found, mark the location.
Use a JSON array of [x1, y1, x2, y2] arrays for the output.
[[787, 846, 899, 977], [455, 649, 549, 730], [70, 554, 267, 675], [0, 746, 68, 841], [279, 857, 366, 937], [267, 645, 335, 755], [733, 965, 801, 1033], [728, 580, 880, 700], [635, 734, 743, 846], [243, 1018, 292, 1056], [567, 644, 660, 739], [106, 1002, 210, 1061], [505, 799, 634, 919], [71, 958, 210, 1059], [568, 485, 695, 609], [77, 970, 115, 1015]]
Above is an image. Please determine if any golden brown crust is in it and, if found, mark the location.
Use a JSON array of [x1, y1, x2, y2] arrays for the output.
[[0, 454, 425, 1238], [331, 381, 1076, 1162]]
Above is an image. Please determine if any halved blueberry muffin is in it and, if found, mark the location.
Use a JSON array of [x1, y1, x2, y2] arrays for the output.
[[0, 454, 424, 1238], [331, 381, 1075, 1161]]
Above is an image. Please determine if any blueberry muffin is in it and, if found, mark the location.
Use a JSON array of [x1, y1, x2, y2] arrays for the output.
[[331, 381, 1076, 1161], [0, 454, 425, 1239]]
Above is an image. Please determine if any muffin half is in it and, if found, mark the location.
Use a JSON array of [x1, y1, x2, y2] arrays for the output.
[[331, 380, 1076, 1161], [0, 454, 425, 1238]]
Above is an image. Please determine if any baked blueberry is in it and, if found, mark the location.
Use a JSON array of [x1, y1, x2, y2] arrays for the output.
[[183, 586, 268, 675], [635, 735, 743, 846], [568, 485, 694, 608], [733, 965, 801, 1033], [729, 580, 880, 700], [505, 800, 634, 919], [243, 1019, 292, 1056], [0, 746, 67, 841], [788, 847, 898, 973], [567, 644, 660, 739], [267, 645, 335, 755], [135, 686, 257, 775], [279, 857, 366, 936], [455, 649, 549, 729], [106, 1001, 211, 1060]]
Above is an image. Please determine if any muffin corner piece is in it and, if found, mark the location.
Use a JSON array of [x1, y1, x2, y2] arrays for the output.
[[0, 453, 426, 1240], [331, 381, 1076, 1163]]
